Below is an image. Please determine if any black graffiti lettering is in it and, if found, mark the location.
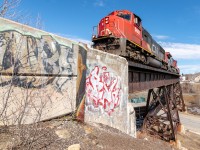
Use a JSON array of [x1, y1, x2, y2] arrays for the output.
[[0, 30, 74, 91]]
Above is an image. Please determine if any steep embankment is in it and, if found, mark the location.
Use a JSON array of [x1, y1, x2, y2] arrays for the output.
[[181, 82, 200, 115]]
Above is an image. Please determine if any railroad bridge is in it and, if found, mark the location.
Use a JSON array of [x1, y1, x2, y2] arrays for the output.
[[128, 61, 185, 141]]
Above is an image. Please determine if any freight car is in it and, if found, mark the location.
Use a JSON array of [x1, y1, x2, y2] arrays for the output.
[[92, 10, 179, 74]]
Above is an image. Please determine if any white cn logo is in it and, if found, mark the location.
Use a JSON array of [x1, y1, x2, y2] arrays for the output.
[[135, 27, 140, 35]]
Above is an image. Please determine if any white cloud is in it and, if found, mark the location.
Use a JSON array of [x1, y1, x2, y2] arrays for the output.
[[159, 42, 200, 74], [94, 0, 104, 7], [159, 42, 200, 59], [154, 35, 169, 40], [54, 33, 92, 47], [67, 36, 91, 44], [179, 65, 200, 74], [67, 36, 93, 48]]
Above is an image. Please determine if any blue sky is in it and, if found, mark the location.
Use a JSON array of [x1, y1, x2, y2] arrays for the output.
[[13, 0, 200, 74]]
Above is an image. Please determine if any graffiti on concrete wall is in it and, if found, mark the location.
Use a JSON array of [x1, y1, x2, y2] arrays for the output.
[[0, 30, 75, 92], [86, 66, 121, 115]]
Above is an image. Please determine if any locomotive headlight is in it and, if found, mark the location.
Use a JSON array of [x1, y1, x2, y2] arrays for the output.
[[105, 17, 109, 23]]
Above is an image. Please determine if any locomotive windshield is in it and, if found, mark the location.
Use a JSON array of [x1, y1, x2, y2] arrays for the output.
[[117, 13, 131, 21]]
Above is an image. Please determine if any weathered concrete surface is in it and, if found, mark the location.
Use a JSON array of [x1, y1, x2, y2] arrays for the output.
[[84, 48, 135, 137], [0, 76, 76, 125], [0, 17, 87, 125]]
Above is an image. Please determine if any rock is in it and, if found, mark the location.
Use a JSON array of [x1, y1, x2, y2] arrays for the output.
[[181, 147, 188, 150], [84, 126, 93, 134], [47, 121, 63, 129], [52, 121, 63, 127], [97, 144, 104, 149], [175, 139, 181, 149], [55, 129, 71, 139], [177, 124, 185, 134], [87, 133, 97, 140], [92, 139, 99, 145], [67, 144, 80, 150]]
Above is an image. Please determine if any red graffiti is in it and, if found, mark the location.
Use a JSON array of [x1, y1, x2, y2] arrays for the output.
[[86, 66, 121, 115]]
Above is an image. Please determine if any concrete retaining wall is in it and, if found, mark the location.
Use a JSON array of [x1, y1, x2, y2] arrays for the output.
[[85, 48, 135, 136], [0, 17, 87, 125]]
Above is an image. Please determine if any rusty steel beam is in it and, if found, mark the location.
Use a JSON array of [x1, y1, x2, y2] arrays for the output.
[[173, 82, 186, 111], [128, 61, 180, 93], [143, 85, 180, 141], [129, 79, 179, 93]]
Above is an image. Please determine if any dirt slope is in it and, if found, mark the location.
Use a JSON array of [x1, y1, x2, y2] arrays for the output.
[[177, 131, 200, 150], [0, 118, 173, 150], [0, 116, 200, 150]]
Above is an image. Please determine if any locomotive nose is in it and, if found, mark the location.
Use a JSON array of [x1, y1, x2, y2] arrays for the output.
[[98, 17, 112, 36]]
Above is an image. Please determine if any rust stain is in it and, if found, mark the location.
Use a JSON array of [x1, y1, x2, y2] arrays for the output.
[[76, 95, 85, 122], [76, 51, 86, 121], [76, 52, 86, 94]]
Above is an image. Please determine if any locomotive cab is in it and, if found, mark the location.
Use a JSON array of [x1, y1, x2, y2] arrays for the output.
[[92, 10, 138, 38], [92, 10, 149, 56]]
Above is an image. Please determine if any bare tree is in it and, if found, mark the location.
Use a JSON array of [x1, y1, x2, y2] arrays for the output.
[[0, 0, 44, 29], [0, 0, 21, 19], [0, 1, 49, 149], [35, 13, 44, 29]]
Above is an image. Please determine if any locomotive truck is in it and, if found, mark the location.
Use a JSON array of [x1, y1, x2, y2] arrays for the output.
[[92, 10, 179, 74]]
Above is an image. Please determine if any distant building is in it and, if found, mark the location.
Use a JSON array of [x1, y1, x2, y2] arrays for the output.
[[180, 75, 186, 81], [180, 72, 200, 83], [194, 75, 200, 82]]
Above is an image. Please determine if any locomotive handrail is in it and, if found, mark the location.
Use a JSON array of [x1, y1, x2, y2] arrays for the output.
[[114, 20, 126, 38]]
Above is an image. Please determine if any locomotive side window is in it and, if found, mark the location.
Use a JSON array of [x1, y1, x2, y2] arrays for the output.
[[134, 15, 141, 27], [143, 34, 148, 42], [117, 13, 131, 21], [152, 45, 156, 52]]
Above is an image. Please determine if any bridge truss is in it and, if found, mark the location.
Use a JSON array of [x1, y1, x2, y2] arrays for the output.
[[128, 61, 185, 141]]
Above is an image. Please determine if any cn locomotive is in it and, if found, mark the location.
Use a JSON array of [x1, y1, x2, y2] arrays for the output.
[[92, 10, 179, 74]]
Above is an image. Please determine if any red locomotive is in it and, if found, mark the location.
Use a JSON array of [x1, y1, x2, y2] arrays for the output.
[[92, 10, 179, 74]]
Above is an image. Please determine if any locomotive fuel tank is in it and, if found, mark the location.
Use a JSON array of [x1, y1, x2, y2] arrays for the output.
[[147, 57, 162, 68]]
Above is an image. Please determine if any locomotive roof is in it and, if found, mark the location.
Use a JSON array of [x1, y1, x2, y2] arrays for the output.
[[109, 10, 142, 21]]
